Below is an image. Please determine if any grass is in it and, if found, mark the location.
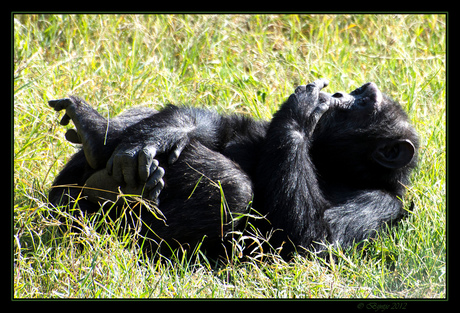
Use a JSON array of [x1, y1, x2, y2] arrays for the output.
[[13, 14, 446, 298]]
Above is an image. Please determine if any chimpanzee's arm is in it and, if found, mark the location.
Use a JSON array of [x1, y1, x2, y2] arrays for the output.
[[324, 190, 410, 249], [106, 105, 227, 186], [256, 79, 331, 252]]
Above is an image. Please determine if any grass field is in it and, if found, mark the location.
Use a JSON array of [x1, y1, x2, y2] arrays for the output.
[[13, 14, 446, 298]]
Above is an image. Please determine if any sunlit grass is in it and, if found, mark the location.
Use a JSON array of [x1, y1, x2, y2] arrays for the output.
[[14, 14, 445, 298]]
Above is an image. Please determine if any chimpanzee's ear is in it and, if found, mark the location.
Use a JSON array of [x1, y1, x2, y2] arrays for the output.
[[372, 139, 415, 169]]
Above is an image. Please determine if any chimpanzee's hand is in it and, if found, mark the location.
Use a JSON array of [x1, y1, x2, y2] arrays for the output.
[[106, 135, 189, 187], [294, 78, 331, 136], [294, 78, 329, 96]]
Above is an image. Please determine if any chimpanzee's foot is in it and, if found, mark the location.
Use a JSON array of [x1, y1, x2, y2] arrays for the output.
[[48, 98, 84, 144], [49, 96, 111, 169], [83, 163, 165, 206]]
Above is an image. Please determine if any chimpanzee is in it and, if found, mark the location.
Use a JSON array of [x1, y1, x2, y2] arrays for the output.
[[48, 79, 419, 259]]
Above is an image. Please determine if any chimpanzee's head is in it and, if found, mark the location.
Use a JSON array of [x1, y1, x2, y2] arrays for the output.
[[311, 82, 419, 195]]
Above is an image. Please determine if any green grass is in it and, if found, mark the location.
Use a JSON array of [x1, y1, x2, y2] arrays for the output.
[[13, 14, 446, 298]]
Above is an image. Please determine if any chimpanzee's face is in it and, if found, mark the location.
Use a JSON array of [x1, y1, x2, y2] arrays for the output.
[[315, 82, 410, 136], [312, 82, 419, 182], [320, 82, 383, 112]]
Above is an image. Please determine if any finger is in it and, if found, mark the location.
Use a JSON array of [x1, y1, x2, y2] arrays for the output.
[[64, 129, 82, 144], [121, 153, 138, 187], [48, 99, 58, 109], [138, 146, 158, 182], [48, 98, 72, 111], [168, 140, 188, 165], [300, 79, 327, 108], [306, 102, 330, 137], [312, 78, 329, 90], [295, 85, 306, 94], [312, 102, 330, 118], [305, 78, 329, 95], [60, 113, 71, 126], [148, 178, 164, 201], [149, 159, 159, 176], [111, 150, 137, 185], [145, 166, 165, 191], [145, 165, 165, 201], [319, 91, 334, 104]]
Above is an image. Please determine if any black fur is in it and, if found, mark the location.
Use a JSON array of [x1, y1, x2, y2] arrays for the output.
[[49, 81, 419, 259]]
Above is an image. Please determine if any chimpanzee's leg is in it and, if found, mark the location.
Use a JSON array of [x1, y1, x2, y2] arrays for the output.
[[48, 150, 101, 222], [48, 103, 158, 214], [135, 140, 254, 257], [48, 96, 157, 169], [53, 140, 254, 257]]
